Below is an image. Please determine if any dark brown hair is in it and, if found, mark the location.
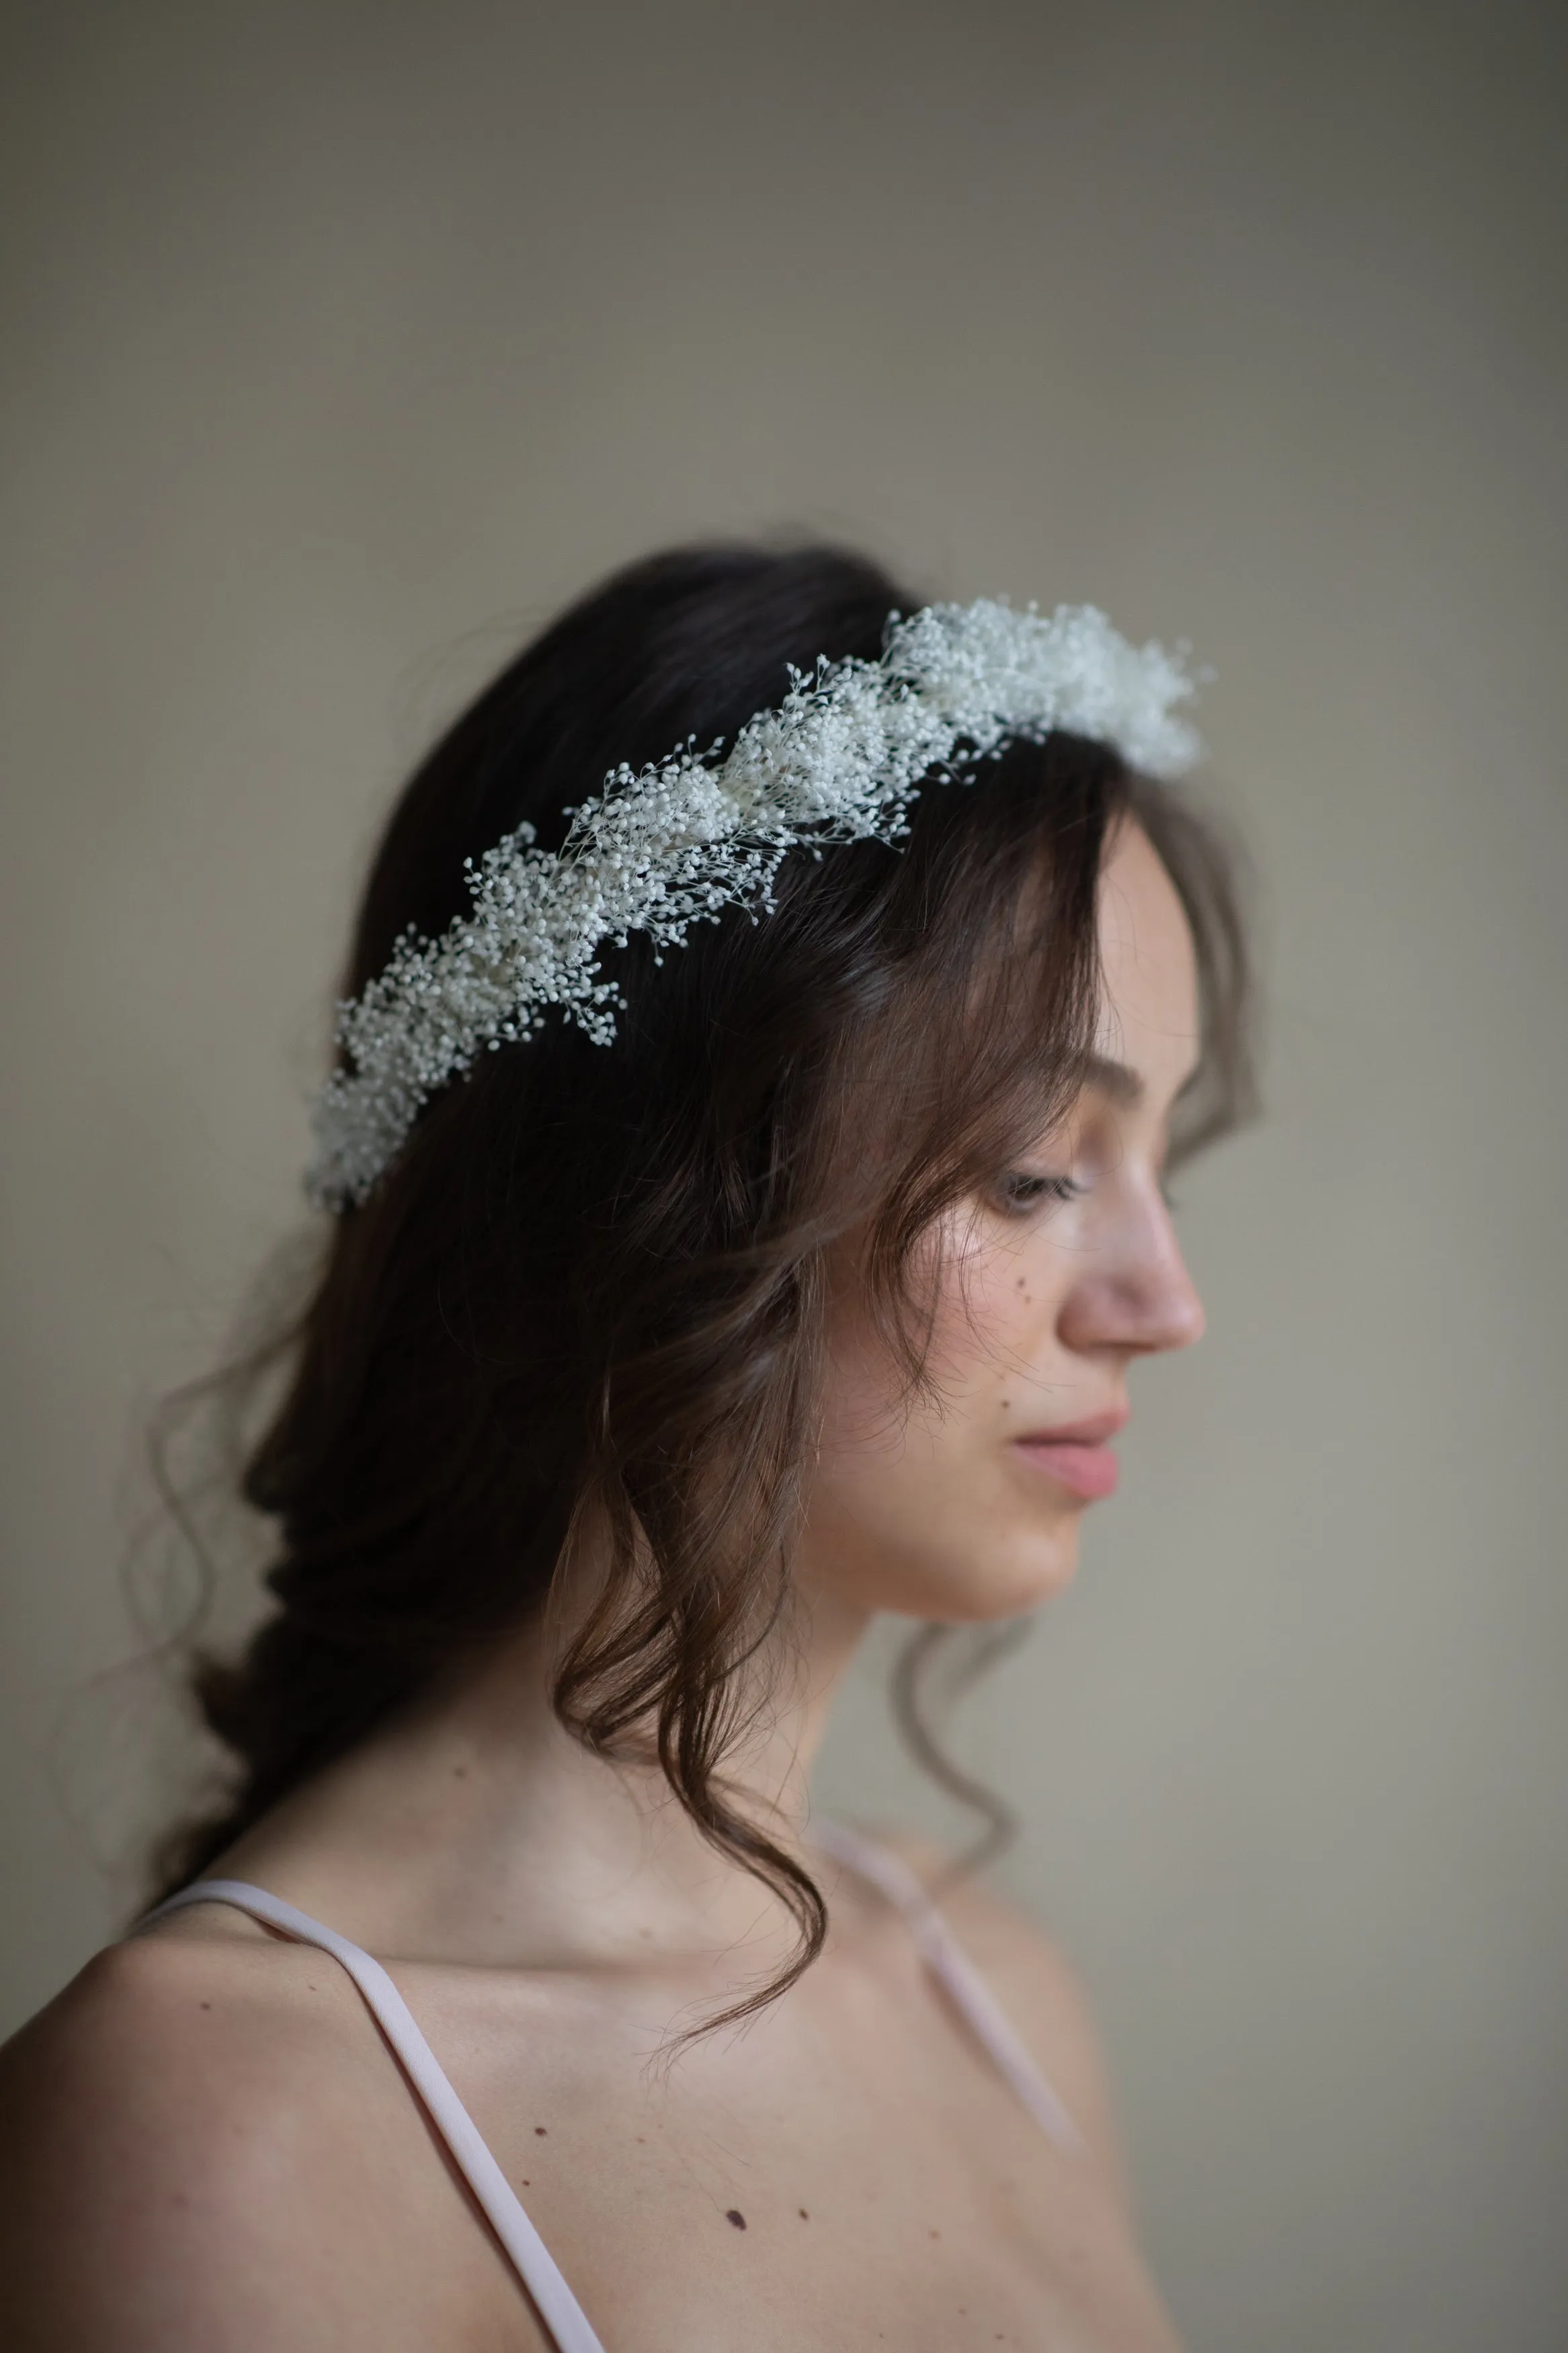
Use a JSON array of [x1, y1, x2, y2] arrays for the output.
[[154, 542, 1254, 2028]]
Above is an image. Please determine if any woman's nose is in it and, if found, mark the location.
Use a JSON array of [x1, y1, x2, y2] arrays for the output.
[[1057, 1195, 1206, 1358]]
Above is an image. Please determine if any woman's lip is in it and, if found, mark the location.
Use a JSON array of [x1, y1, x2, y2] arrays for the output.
[[1010, 1408, 1127, 1501], [1014, 1408, 1128, 1445], [1012, 1438, 1120, 1500]]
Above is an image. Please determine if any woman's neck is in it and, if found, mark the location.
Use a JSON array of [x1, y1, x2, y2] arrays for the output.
[[210, 1563, 872, 1975]]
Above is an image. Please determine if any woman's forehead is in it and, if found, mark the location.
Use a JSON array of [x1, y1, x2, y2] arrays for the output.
[[1094, 823, 1200, 1090]]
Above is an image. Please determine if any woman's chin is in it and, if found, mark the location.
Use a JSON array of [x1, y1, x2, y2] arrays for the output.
[[798, 1490, 1089, 1623], [885, 1525, 1085, 1624]]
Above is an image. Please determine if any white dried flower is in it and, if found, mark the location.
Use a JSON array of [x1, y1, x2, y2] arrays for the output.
[[308, 599, 1202, 1208]]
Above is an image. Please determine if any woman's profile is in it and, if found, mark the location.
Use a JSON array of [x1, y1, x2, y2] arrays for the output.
[[0, 542, 1253, 2350]]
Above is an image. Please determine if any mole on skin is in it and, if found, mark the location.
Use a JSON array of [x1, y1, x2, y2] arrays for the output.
[[726, 2209, 747, 2229]]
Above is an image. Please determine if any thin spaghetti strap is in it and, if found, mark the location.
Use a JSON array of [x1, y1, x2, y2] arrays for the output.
[[144, 1880, 606, 2353], [809, 1819, 1083, 2155]]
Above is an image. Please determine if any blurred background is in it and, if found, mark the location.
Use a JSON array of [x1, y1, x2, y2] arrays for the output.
[[3, 2, 1566, 2345]]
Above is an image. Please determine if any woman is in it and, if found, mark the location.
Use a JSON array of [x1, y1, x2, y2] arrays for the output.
[[0, 542, 1252, 2349]]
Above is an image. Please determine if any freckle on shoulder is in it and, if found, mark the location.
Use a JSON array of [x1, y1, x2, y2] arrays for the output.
[[0, 1927, 407, 2345], [0, 1911, 378, 2199], [3, 1905, 456, 2307]]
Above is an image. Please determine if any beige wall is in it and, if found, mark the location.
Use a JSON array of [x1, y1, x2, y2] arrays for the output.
[[4, 2, 1566, 2343]]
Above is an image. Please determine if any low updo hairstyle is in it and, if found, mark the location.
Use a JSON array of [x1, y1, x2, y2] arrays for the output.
[[156, 541, 1254, 2029]]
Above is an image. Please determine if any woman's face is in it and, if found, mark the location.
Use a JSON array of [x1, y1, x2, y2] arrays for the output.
[[800, 818, 1205, 1624]]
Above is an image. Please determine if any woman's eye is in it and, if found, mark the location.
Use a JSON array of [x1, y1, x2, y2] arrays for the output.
[[997, 1170, 1085, 1215]]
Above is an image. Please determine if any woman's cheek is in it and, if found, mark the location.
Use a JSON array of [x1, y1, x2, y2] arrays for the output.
[[934, 1232, 1059, 1389]]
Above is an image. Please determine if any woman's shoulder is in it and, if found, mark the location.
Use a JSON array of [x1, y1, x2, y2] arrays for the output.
[[869, 1831, 1136, 2200], [1, 1901, 382, 2155], [0, 1908, 472, 2350]]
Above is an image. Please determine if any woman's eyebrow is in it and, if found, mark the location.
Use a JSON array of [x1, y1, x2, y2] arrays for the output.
[[1079, 1051, 1204, 1111], [1080, 1051, 1145, 1108]]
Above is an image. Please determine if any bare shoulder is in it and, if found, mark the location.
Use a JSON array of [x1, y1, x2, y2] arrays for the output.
[[0, 1913, 472, 2350], [876, 1831, 1136, 2201]]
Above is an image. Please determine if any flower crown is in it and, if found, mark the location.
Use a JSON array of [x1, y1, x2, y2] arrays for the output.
[[308, 598, 1203, 1209]]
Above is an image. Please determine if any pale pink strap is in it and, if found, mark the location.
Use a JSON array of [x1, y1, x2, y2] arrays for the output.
[[809, 1819, 1083, 2155], [145, 1880, 606, 2353]]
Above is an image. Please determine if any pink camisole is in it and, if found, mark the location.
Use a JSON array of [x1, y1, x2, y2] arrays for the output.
[[146, 1818, 1081, 2353]]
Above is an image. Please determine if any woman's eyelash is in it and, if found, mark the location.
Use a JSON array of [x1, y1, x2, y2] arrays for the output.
[[995, 1169, 1180, 1214], [999, 1170, 1084, 1211]]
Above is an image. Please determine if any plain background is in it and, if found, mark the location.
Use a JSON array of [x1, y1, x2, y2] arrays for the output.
[[3, 3, 1566, 2346]]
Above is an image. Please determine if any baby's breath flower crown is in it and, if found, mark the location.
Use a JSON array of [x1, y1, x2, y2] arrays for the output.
[[308, 598, 1204, 1209]]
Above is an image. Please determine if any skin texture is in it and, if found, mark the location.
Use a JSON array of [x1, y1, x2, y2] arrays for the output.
[[0, 818, 1204, 2352]]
